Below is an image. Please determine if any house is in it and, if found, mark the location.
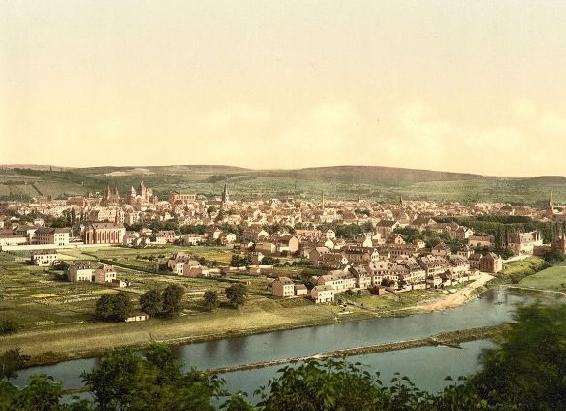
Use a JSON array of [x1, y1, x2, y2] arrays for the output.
[[375, 220, 400, 237], [182, 259, 205, 277], [167, 252, 190, 274], [31, 251, 58, 266], [255, 242, 277, 255], [274, 235, 299, 254], [95, 264, 117, 284], [318, 252, 349, 269], [183, 234, 206, 245], [316, 270, 356, 292], [308, 246, 330, 264], [311, 285, 335, 303], [125, 313, 149, 323], [507, 231, 543, 256], [468, 235, 495, 249], [67, 262, 96, 282], [469, 253, 483, 270], [426, 275, 443, 289], [271, 277, 295, 298], [431, 242, 451, 257], [294, 283, 308, 296], [154, 230, 176, 244], [34, 227, 70, 246], [0, 231, 27, 246], [479, 253, 503, 273]]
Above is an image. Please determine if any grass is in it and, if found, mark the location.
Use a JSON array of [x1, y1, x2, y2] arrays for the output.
[[518, 264, 566, 292], [339, 284, 471, 314], [489, 257, 548, 286]]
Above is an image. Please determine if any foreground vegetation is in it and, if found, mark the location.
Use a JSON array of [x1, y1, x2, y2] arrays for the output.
[[1, 303, 565, 410]]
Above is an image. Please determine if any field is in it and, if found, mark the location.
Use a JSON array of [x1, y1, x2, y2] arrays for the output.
[[518, 264, 566, 291]]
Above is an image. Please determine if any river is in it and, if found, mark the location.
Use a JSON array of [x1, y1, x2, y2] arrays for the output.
[[11, 287, 533, 400]]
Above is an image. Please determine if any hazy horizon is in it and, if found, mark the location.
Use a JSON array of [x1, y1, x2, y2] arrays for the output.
[[3, 1, 566, 176]]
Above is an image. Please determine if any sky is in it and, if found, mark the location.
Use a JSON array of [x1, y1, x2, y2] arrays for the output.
[[1, 0, 566, 176]]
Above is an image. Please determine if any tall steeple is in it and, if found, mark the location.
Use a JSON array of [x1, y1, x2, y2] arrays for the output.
[[221, 182, 230, 204], [549, 190, 554, 211]]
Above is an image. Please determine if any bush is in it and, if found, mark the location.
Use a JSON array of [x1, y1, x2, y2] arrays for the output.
[[0, 320, 18, 336]]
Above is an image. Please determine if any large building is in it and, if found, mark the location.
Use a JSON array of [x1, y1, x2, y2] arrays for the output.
[[507, 231, 543, 255], [83, 222, 126, 244], [126, 181, 156, 205], [34, 227, 70, 246], [102, 184, 121, 205], [169, 191, 197, 205]]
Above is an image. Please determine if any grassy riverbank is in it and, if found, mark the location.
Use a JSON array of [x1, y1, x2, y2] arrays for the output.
[[1, 251, 558, 369]]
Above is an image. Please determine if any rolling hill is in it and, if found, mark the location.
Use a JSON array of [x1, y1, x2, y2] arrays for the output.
[[0, 164, 562, 205]]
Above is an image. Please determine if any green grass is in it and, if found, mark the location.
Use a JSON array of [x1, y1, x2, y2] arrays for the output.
[[519, 265, 566, 292], [489, 257, 548, 286]]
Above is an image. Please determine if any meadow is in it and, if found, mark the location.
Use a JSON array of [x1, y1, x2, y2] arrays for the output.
[[518, 264, 566, 291]]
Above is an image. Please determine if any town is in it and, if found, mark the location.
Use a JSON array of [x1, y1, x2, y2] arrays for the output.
[[1, 179, 565, 318]]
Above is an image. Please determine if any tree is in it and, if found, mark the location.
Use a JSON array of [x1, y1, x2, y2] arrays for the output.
[[139, 289, 163, 317], [231, 254, 251, 267], [82, 344, 221, 411], [225, 284, 247, 308], [0, 348, 28, 379], [9, 375, 64, 411], [468, 303, 566, 410], [95, 294, 133, 322], [161, 284, 185, 317], [203, 290, 219, 311]]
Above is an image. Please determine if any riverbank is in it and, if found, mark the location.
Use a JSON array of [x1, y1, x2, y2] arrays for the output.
[[1, 274, 501, 368]]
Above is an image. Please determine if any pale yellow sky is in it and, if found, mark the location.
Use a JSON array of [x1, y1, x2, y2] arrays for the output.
[[1, 1, 566, 176]]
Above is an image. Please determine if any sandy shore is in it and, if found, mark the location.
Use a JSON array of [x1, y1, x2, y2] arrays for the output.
[[417, 272, 494, 312]]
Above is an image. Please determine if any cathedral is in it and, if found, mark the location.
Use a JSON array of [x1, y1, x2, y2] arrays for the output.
[[127, 181, 155, 205], [102, 183, 120, 205]]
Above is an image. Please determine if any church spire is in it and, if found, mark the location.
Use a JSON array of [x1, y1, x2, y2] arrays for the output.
[[221, 182, 229, 204]]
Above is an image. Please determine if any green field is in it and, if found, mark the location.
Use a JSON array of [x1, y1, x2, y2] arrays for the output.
[[518, 265, 566, 292], [489, 257, 548, 286]]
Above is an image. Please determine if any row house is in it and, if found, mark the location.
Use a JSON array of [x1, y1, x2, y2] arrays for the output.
[[316, 270, 356, 292], [317, 252, 349, 269], [418, 255, 450, 276], [31, 251, 58, 266]]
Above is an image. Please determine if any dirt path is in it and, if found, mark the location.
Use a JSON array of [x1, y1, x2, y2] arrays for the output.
[[416, 272, 494, 312]]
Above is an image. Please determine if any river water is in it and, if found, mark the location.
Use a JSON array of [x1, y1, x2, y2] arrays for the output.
[[11, 287, 533, 399]]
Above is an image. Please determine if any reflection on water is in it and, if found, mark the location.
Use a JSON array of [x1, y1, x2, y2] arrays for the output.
[[12, 287, 529, 391]]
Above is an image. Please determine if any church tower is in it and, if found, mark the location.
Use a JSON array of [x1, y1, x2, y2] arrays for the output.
[[221, 183, 230, 204]]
